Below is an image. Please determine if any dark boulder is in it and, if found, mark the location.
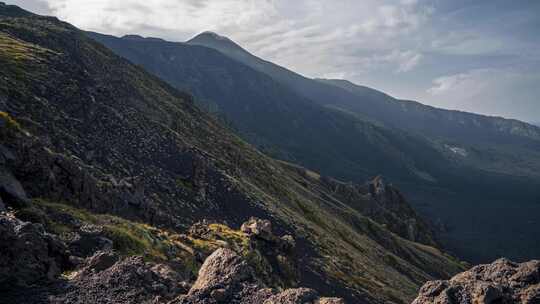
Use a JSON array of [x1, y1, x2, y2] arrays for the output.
[[170, 248, 344, 304], [413, 258, 540, 304], [67, 224, 113, 257], [0, 166, 30, 208], [0, 213, 69, 288]]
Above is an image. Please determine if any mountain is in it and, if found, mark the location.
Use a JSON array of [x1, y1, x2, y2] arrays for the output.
[[317, 78, 540, 177], [189, 32, 540, 144], [189, 32, 540, 178], [88, 31, 449, 186], [0, 3, 465, 304], [90, 31, 540, 263]]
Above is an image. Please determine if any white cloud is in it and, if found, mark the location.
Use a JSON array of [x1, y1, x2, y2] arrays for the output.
[[427, 72, 473, 96], [394, 51, 423, 73], [18, 0, 430, 77], [423, 68, 540, 120], [430, 31, 505, 56]]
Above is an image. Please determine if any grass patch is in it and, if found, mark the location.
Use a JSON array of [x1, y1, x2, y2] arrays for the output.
[[17, 199, 187, 262], [0, 32, 51, 62], [176, 177, 195, 191]]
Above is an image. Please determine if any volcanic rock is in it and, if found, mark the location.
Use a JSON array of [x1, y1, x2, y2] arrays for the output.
[[413, 258, 540, 304]]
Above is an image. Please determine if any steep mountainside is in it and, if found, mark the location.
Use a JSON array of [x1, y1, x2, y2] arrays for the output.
[[189, 32, 540, 180], [189, 32, 540, 149], [91, 31, 540, 263], [318, 78, 540, 179], [88, 31, 449, 185], [0, 3, 464, 304]]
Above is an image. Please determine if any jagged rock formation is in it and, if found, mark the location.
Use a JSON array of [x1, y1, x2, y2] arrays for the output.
[[413, 258, 540, 304], [318, 174, 437, 245]]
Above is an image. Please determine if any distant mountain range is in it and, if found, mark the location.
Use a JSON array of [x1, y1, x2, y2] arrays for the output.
[[189, 32, 540, 143], [88, 31, 540, 263]]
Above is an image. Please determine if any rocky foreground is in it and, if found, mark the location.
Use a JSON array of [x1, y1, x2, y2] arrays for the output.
[[0, 211, 343, 304], [171, 247, 343, 304], [3, 207, 540, 304], [413, 259, 540, 304]]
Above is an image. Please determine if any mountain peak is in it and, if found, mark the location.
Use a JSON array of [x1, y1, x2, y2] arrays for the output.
[[197, 31, 230, 41], [187, 31, 247, 54]]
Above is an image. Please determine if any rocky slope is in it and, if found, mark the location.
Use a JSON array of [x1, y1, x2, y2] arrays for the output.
[[0, 3, 464, 303], [413, 259, 540, 304], [88, 31, 446, 185], [1, 209, 345, 304], [89, 30, 540, 263]]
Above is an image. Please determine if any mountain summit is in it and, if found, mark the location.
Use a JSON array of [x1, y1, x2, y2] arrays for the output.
[[188, 31, 253, 62]]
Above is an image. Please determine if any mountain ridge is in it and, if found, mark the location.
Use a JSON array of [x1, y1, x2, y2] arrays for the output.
[[188, 31, 540, 155]]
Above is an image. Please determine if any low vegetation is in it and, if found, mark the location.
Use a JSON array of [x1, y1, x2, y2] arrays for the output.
[[0, 111, 20, 131], [16, 199, 199, 271], [15, 199, 293, 285]]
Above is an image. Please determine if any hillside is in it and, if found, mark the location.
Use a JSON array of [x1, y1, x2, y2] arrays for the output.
[[318, 78, 540, 179], [90, 31, 540, 263], [189, 32, 540, 149], [88, 31, 449, 185], [189, 31, 540, 180], [0, 3, 464, 304]]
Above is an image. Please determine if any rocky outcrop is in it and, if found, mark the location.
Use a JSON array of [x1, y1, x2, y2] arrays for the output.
[[413, 258, 540, 304], [0, 213, 69, 288], [187, 218, 299, 289], [64, 223, 114, 258], [241, 217, 274, 241], [56, 253, 189, 304], [171, 248, 344, 304], [319, 175, 437, 246], [0, 162, 30, 209]]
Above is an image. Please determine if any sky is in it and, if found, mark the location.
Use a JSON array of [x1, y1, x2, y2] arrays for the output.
[[9, 0, 540, 122]]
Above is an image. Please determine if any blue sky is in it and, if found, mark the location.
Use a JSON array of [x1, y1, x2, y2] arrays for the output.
[[10, 0, 540, 122]]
